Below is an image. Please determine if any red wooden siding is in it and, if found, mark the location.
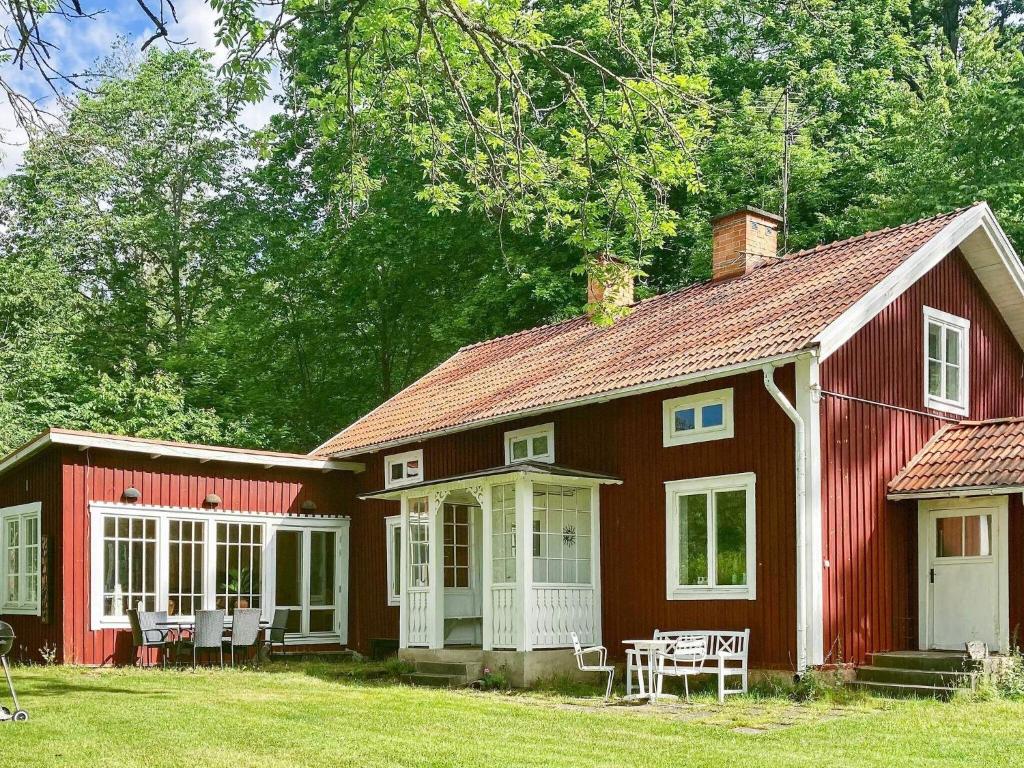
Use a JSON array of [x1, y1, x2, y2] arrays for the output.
[[0, 451, 63, 662], [59, 447, 350, 665], [820, 250, 1024, 663], [349, 366, 799, 668]]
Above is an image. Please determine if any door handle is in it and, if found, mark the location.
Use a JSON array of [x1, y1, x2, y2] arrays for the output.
[[929, 568, 935, 584]]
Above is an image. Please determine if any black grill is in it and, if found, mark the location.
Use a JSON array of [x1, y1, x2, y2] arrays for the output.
[[0, 622, 14, 657]]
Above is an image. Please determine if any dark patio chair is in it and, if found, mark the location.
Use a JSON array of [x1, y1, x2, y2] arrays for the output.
[[173, 610, 226, 669], [265, 608, 290, 660], [128, 608, 169, 668], [228, 608, 263, 667]]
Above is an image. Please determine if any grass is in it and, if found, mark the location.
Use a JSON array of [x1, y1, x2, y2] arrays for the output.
[[0, 660, 1022, 767]]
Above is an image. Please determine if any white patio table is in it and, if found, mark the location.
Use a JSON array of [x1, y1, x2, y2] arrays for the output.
[[621, 638, 678, 703]]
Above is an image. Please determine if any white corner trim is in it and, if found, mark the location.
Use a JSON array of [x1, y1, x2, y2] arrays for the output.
[[814, 204, 1024, 360]]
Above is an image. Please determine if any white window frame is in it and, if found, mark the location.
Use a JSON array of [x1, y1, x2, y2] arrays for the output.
[[1, 502, 42, 616], [384, 449, 424, 489], [662, 388, 734, 447], [504, 423, 555, 464], [923, 306, 970, 416], [88, 502, 349, 645], [664, 472, 756, 601], [385, 515, 401, 606]]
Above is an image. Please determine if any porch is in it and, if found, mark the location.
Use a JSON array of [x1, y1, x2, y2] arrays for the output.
[[362, 461, 621, 678]]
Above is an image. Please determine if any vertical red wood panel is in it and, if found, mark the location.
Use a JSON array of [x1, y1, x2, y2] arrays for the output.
[[349, 366, 799, 668], [821, 250, 1024, 663], [59, 448, 349, 665], [0, 451, 64, 662]]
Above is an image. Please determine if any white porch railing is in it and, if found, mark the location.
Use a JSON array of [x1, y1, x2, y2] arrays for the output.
[[530, 586, 598, 648], [490, 585, 517, 648], [407, 589, 430, 646]]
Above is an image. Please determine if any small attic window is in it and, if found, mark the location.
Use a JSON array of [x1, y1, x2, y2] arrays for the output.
[[924, 306, 969, 416], [505, 423, 555, 464], [384, 450, 423, 489], [663, 388, 734, 446]]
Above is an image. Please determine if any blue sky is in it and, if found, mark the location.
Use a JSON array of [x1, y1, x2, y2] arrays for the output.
[[0, 0, 279, 174]]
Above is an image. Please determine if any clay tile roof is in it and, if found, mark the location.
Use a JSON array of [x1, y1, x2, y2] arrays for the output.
[[317, 206, 975, 457], [889, 418, 1024, 496]]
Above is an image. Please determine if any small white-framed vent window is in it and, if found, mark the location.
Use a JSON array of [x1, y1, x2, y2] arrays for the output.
[[663, 388, 734, 447], [1, 502, 42, 616], [384, 449, 423, 489], [385, 516, 401, 606], [665, 473, 756, 601], [504, 423, 555, 464], [924, 306, 969, 415]]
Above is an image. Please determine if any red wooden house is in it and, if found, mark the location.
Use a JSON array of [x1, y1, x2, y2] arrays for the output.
[[4, 202, 1024, 682]]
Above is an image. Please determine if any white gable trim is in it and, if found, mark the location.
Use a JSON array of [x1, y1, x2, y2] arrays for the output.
[[814, 204, 1024, 360]]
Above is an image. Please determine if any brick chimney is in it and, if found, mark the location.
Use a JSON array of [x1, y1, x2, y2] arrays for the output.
[[711, 206, 783, 281], [587, 254, 635, 308]]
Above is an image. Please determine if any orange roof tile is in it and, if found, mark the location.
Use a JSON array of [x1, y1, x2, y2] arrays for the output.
[[889, 418, 1024, 496], [317, 206, 974, 456]]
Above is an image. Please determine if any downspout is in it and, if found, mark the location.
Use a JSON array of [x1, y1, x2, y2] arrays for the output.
[[762, 363, 808, 677]]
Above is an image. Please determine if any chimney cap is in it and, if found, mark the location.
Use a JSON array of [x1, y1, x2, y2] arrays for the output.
[[711, 206, 783, 225]]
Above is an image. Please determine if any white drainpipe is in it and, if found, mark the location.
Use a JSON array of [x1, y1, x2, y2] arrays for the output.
[[762, 363, 808, 676]]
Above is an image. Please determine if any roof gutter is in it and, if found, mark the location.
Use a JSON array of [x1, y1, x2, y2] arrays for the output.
[[887, 485, 1024, 501], [324, 350, 812, 459], [762, 363, 809, 677]]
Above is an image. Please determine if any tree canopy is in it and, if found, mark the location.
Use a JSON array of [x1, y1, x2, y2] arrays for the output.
[[2, 1, 1024, 453]]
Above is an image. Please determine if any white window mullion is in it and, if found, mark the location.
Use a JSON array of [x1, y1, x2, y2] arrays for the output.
[[707, 491, 718, 590]]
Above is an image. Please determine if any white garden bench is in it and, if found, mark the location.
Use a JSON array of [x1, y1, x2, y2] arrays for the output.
[[652, 629, 750, 703]]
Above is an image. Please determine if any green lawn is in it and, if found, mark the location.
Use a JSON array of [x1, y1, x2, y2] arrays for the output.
[[0, 661, 1021, 767]]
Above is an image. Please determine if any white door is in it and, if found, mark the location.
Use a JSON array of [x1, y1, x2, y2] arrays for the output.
[[442, 502, 482, 645], [920, 500, 1007, 652]]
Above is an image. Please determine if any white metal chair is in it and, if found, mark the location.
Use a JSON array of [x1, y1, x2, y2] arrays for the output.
[[654, 635, 708, 702], [571, 631, 615, 700]]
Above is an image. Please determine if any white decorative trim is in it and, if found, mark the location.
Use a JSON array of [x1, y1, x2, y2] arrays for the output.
[[384, 449, 424, 489], [664, 473, 757, 601], [796, 355, 824, 665], [816, 204, 1024, 360], [504, 423, 555, 464], [662, 388, 734, 446], [0, 430, 363, 478], [922, 306, 970, 416], [0, 502, 42, 616]]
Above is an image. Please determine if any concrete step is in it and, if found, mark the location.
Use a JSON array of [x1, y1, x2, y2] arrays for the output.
[[851, 680, 958, 699], [855, 665, 977, 688], [869, 651, 981, 672], [414, 660, 483, 679], [403, 672, 469, 688]]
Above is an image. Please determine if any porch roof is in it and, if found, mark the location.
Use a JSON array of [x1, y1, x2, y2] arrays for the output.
[[359, 461, 622, 500], [888, 417, 1024, 499]]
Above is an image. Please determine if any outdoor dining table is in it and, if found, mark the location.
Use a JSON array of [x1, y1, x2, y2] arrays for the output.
[[622, 638, 678, 704]]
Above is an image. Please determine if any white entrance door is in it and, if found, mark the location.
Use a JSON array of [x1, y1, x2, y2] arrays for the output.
[[919, 499, 1008, 652], [442, 501, 483, 645]]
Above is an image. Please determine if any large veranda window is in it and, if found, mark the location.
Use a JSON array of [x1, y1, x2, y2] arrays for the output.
[[90, 504, 344, 636], [532, 484, 592, 585], [665, 473, 757, 600], [1, 503, 42, 615]]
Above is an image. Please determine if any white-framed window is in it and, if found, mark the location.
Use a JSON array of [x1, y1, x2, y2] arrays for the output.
[[443, 503, 472, 589], [88, 503, 348, 641], [385, 516, 401, 606], [665, 473, 756, 600], [504, 423, 555, 464], [385, 449, 423, 489], [1, 502, 42, 615], [924, 306, 970, 415], [531, 484, 592, 585], [407, 497, 430, 588], [491, 484, 517, 584], [663, 388, 734, 446]]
